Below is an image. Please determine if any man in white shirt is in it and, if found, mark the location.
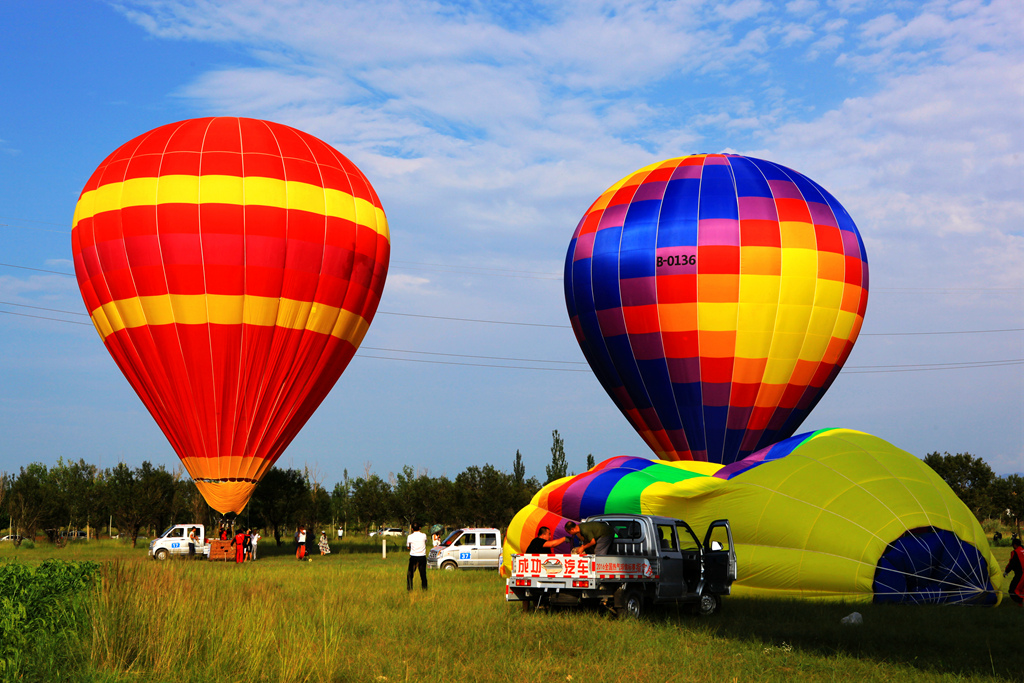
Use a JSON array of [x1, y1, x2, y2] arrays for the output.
[[406, 523, 428, 591]]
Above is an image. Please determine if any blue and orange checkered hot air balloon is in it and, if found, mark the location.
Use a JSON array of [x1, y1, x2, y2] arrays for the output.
[[71, 117, 390, 513], [565, 154, 868, 465]]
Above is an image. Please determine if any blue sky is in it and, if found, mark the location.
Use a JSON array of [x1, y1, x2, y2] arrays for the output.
[[0, 0, 1021, 485]]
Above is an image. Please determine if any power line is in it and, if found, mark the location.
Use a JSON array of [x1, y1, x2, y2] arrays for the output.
[[843, 360, 1024, 374], [0, 301, 87, 316], [860, 328, 1023, 337], [1, 297, 1020, 337], [0, 304, 1018, 375], [376, 310, 568, 328], [360, 346, 586, 365], [0, 263, 75, 276], [355, 354, 590, 372], [0, 215, 67, 227], [0, 309, 92, 326]]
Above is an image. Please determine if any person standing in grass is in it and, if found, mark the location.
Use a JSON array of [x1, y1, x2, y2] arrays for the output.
[[319, 531, 331, 555], [406, 523, 428, 591], [188, 527, 197, 559], [251, 530, 260, 561], [231, 528, 246, 564], [296, 527, 307, 560], [1005, 536, 1024, 606]]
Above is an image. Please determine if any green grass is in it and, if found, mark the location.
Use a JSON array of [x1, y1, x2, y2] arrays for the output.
[[1, 542, 1020, 682]]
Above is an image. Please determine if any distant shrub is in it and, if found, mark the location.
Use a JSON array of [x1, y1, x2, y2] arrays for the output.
[[982, 518, 1003, 533]]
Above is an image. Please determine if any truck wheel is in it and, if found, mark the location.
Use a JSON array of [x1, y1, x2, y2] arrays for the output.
[[441, 561, 458, 571], [155, 548, 169, 561], [695, 592, 721, 616], [620, 589, 644, 619]]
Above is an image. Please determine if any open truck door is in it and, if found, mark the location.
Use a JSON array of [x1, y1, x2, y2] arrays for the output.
[[702, 519, 737, 595]]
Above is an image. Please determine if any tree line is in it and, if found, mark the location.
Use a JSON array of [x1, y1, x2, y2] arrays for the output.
[[923, 451, 1022, 529], [1, 431, 587, 546], [6, 440, 1013, 549]]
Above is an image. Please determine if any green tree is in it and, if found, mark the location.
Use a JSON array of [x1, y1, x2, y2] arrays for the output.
[[331, 469, 351, 534], [991, 474, 1023, 532], [105, 463, 146, 547], [138, 462, 178, 536], [350, 475, 392, 533], [8, 463, 52, 540], [513, 450, 526, 486], [422, 476, 457, 529], [922, 451, 995, 520], [50, 458, 104, 539], [394, 465, 438, 527], [545, 430, 568, 485], [586, 453, 595, 470], [249, 467, 308, 545]]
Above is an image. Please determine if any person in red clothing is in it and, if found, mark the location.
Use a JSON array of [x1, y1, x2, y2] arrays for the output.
[[220, 527, 228, 541], [230, 529, 246, 564], [1004, 536, 1024, 606]]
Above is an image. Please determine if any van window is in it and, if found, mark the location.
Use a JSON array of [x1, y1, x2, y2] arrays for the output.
[[706, 526, 730, 552], [455, 533, 476, 546], [657, 525, 677, 551], [677, 525, 700, 551], [480, 532, 497, 547], [612, 521, 643, 540], [166, 527, 185, 538]]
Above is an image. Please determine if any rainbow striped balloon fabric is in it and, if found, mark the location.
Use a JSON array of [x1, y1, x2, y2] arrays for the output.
[[565, 154, 869, 464], [503, 429, 1000, 604], [72, 118, 389, 513]]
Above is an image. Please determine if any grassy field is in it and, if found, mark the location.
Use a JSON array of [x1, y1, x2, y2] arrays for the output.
[[1, 540, 1020, 683]]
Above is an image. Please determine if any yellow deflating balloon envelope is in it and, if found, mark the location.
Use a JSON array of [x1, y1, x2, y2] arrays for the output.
[[504, 429, 1001, 605]]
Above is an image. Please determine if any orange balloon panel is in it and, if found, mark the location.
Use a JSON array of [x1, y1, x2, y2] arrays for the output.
[[71, 117, 390, 513], [565, 154, 868, 464]]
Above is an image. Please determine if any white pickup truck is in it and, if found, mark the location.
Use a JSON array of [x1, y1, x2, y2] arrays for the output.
[[506, 514, 736, 617], [149, 524, 209, 560], [427, 527, 503, 570]]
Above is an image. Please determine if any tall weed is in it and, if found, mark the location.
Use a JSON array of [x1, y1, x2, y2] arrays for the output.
[[0, 559, 97, 681]]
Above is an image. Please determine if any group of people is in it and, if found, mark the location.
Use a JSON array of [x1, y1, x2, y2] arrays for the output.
[[228, 528, 260, 563], [294, 526, 333, 560], [526, 521, 614, 556]]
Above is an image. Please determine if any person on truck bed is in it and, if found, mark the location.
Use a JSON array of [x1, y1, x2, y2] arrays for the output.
[[525, 526, 568, 554], [565, 521, 614, 555]]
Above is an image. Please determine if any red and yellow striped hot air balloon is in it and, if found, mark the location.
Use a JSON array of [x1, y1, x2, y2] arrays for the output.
[[71, 117, 390, 513]]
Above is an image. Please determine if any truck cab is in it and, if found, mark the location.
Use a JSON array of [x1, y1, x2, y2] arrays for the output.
[[149, 524, 208, 560], [428, 527, 503, 570]]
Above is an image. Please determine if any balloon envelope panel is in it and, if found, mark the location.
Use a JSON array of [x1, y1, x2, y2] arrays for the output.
[[565, 155, 869, 464], [72, 117, 390, 513], [503, 430, 1000, 605]]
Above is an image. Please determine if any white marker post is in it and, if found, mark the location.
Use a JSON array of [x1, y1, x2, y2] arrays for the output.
[[382, 537, 387, 559]]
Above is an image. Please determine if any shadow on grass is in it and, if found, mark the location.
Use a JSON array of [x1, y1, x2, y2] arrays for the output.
[[645, 595, 1023, 680]]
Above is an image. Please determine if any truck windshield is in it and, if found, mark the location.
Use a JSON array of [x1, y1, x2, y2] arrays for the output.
[[159, 526, 176, 538], [440, 530, 463, 547]]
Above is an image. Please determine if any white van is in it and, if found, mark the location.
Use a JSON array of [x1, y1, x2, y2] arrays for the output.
[[149, 524, 209, 560], [427, 527, 503, 570]]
